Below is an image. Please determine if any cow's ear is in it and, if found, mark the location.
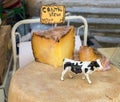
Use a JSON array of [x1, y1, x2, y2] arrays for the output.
[[93, 61, 100, 67], [88, 61, 95, 67], [88, 61, 99, 67]]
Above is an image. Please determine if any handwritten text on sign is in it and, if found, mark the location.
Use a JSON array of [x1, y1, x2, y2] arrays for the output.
[[40, 5, 65, 24]]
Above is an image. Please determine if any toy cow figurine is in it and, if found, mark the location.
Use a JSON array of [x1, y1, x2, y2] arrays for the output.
[[61, 58, 103, 84]]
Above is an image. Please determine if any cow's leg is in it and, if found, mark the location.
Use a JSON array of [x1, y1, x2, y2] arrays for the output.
[[68, 72, 73, 79], [61, 67, 70, 81], [85, 74, 92, 84], [82, 74, 85, 80]]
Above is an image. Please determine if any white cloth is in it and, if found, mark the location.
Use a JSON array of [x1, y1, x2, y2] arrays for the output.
[[75, 35, 82, 51], [19, 42, 34, 68]]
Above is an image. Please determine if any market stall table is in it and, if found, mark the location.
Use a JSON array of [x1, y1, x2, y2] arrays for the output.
[[8, 48, 120, 102]]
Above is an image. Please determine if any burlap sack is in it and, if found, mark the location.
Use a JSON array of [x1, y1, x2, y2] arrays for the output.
[[0, 54, 6, 85], [0, 25, 11, 85], [0, 27, 6, 85]]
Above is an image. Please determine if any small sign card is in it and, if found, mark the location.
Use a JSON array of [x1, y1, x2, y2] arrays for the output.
[[40, 5, 65, 24]]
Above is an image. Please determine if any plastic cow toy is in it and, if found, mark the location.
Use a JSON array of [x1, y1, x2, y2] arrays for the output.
[[61, 58, 103, 84]]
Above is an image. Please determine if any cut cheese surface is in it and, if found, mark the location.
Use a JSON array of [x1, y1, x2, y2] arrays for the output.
[[31, 26, 75, 67]]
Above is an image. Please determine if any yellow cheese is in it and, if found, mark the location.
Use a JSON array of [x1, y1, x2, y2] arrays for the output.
[[31, 26, 75, 67]]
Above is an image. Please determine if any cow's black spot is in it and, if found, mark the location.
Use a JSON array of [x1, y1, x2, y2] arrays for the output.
[[90, 66, 94, 71], [88, 61, 100, 68], [94, 61, 100, 67], [76, 62, 78, 66], [85, 68, 88, 73], [64, 62, 72, 69], [80, 62, 83, 64], [71, 63, 82, 74]]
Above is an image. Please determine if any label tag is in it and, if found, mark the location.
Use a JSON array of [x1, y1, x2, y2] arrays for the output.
[[40, 5, 65, 24]]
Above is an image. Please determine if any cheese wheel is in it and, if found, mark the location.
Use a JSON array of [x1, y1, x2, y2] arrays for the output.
[[31, 26, 75, 67], [79, 46, 111, 71], [79, 46, 98, 61], [8, 62, 120, 102]]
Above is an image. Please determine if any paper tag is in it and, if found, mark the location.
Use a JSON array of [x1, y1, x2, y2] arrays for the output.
[[40, 5, 65, 24]]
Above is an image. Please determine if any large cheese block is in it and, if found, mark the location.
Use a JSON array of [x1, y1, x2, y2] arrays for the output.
[[31, 26, 75, 67]]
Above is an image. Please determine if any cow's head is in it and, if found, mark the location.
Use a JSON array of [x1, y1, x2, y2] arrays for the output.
[[88, 59, 103, 71]]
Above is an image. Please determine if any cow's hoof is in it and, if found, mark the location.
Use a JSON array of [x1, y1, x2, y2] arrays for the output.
[[88, 81, 92, 84], [69, 76, 73, 79], [82, 76, 85, 80], [61, 78, 64, 81]]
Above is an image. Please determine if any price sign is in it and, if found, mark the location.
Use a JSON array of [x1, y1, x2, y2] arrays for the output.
[[40, 5, 65, 24]]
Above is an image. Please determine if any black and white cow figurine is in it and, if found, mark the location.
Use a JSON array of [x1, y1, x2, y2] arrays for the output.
[[61, 58, 103, 84]]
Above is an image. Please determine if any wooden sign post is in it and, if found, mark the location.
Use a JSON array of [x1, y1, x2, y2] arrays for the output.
[[40, 5, 65, 24]]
